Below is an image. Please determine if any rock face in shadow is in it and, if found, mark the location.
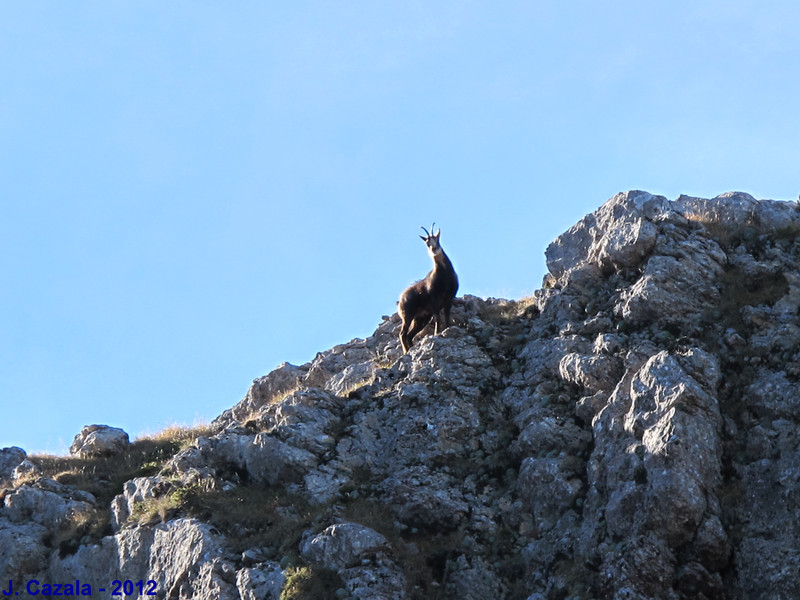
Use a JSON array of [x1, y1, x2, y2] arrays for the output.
[[4, 190, 800, 599]]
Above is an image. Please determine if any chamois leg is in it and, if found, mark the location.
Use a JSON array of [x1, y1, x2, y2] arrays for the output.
[[428, 301, 442, 335], [443, 300, 453, 331], [399, 317, 417, 353], [399, 317, 412, 353], [433, 311, 443, 335], [407, 316, 431, 349], [434, 302, 452, 335], [399, 322, 412, 354], [401, 315, 431, 353]]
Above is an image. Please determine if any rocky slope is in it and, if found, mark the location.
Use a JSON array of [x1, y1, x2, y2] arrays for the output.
[[3, 190, 800, 599]]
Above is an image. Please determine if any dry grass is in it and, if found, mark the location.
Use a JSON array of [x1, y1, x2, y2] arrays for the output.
[[52, 505, 112, 557], [185, 484, 329, 555], [478, 295, 539, 323], [11, 422, 213, 532], [683, 207, 760, 249], [135, 421, 214, 447], [17, 441, 178, 554], [8, 422, 215, 555], [240, 385, 303, 429], [339, 374, 378, 397], [129, 494, 182, 526], [26, 442, 171, 503]]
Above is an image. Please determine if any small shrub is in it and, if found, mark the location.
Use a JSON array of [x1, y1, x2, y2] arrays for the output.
[[177, 484, 324, 555], [54, 506, 112, 556], [280, 566, 344, 600], [129, 494, 181, 526]]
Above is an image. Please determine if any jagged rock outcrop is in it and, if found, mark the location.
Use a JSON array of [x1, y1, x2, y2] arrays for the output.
[[300, 522, 406, 599], [4, 190, 800, 599], [0, 447, 26, 481], [49, 518, 240, 599]]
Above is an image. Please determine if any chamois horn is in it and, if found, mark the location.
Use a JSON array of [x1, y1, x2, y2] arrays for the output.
[[420, 223, 436, 238]]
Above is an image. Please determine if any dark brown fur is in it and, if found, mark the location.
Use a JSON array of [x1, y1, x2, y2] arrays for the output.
[[399, 226, 459, 353]]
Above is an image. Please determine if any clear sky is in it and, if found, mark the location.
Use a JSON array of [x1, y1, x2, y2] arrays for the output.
[[2, 2, 799, 455]]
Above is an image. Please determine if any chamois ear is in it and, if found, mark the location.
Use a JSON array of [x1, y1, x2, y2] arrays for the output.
[[420, 235, 427, 241]]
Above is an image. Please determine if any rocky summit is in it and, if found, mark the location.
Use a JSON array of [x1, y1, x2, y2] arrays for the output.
[[3, 190, 800, 599]]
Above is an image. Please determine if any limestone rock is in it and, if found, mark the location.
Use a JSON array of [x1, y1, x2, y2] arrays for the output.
[[301, 522, 407, 600], [11, 459, 41, 483], [110, 475, 173, 530], [3, 484, 94, 530], [0, 446, 26, 482], [11, 190, 800, 600], [447, 555, 504, 600], [381, 467, 470, 528], [0, 519, 49, 579], [301, 522, 390, 570], [69, 424, 130, 457], [251, 387, 341, 455], [559, 351, 622, 393], [545, 190, 666, 278], [48, 518, 239, 599], [236, 563, 285, 600], [516, 457, 583, 532], [216, 362, 307, 429], [212, 431, 318, 486]]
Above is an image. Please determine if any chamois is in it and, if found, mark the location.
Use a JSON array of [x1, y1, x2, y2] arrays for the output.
[[398, 224, 459, 353]]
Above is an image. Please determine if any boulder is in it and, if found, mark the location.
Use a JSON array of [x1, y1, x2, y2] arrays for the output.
[[0, 446, 26, 482], [300, 522, 390, 570], [48, 518, 239, 598], [69, 424, 130, 457], [301, 522, 407, 600], [3, 485, 94, 530], [110, 475, 173, 530], [0, 519, 49, 579], [236, 563, 285, 600]]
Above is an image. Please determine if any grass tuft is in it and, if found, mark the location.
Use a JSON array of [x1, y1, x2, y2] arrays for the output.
[[280, 566, 345, 600], [135, 421, 214, 448]]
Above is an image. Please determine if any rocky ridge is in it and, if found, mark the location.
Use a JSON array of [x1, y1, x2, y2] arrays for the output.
[[3, 190, 800, 599]]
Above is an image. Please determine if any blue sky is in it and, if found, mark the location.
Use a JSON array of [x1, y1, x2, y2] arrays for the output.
[[2, 2, 799, 455]]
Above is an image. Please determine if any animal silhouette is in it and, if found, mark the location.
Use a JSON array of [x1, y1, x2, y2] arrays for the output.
[[398, 224, 459, 353]]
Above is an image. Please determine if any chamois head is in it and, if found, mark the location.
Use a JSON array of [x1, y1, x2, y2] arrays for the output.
[[420, 223, 443, 258]]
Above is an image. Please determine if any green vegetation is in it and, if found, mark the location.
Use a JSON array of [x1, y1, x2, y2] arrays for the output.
[[280, 566, 345, 600], [175, 484, 323, 556], [24, 423, 212, 503], [13, 423, 213, 554], [129, 492, 183, 526]]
